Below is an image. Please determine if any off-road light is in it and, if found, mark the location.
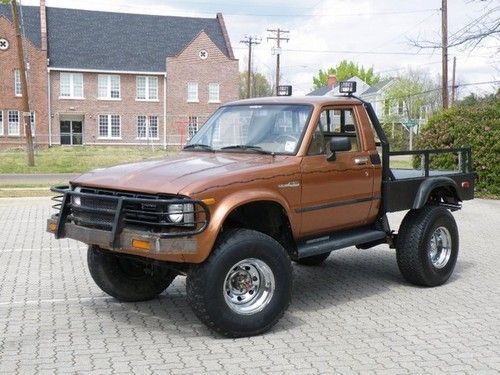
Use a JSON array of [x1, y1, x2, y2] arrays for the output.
[[339, 81, 357, 95]]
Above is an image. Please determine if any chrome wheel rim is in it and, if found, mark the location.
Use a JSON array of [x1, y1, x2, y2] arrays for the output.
[[429, 226, 452, 269], [223, 258, 275, 315]]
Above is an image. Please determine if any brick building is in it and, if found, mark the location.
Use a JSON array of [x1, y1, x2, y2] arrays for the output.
[[0, 2, 238, 148]]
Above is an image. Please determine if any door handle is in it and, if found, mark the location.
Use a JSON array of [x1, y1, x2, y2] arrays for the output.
[[354, 157, 369, 165]]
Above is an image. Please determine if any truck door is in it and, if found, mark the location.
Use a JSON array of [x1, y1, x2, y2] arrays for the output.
[[299, 106, 376, 237]]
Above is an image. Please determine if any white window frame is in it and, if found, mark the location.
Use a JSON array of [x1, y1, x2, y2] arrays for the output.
[[59, 72, 84, 99], [208, 83, 220, 103], [14, 69, 22, 96], [98, 114, 121, 139], [136, 115, 159, 140], [187, 116, 198, 139], [0, 111, 3, 136], [187, 82, 199, 102], [98, 74, 121, 100], [8, 110, 20, 136], [136, 76, 158, 101], [30, 111, 35, 136]]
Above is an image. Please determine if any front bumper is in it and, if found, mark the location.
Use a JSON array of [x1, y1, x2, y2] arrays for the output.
[[47, 216, 198, 255], [47, 185, 210, 260]]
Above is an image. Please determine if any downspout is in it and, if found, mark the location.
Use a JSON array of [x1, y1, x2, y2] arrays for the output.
[[163, 73, 167, 149], [47, 68, 52, 146]]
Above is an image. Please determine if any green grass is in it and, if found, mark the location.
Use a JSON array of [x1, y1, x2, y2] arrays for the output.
[[0, 146, 174, 174]]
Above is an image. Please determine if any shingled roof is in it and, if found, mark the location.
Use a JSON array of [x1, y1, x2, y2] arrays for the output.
[[0, 5, 231, 72]]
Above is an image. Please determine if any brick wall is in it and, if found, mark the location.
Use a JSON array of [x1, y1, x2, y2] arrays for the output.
[[166, 31, 239, 145], [49, 71, 165, 146], [0, 15, 48, 149]]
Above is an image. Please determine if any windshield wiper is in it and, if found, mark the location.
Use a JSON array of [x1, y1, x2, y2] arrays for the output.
[[220, 145, 274, 155], [183, 143, 214, 151]]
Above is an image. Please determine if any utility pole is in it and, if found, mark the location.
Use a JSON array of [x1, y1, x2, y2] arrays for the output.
[[240, 35, 261, 98], [11, 0, 34, 166], [267, 28, 289, 96], [451, 56, 457, 106], [441, 0, 449, 109]]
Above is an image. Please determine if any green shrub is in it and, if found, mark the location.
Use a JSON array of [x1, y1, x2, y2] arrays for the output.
[[415, 100, 500, 196]]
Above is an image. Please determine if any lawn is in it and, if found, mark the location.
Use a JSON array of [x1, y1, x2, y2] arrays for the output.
[[0, 146, 174, 174]]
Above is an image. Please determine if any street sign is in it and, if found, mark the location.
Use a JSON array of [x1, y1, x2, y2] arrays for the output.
[[404, 119, 418, 128], [277, 85, 292, 96]]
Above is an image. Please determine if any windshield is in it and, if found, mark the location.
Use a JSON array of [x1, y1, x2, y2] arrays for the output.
[[186, 104, 313, 154]]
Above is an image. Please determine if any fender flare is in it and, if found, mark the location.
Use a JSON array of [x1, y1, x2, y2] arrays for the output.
[[413, 176, 461, 209]]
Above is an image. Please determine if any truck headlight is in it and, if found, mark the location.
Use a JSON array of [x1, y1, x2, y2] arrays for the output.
[[168, 204, 184, 223], [167, 203, 195, 224], [72, 186, 82, 206]]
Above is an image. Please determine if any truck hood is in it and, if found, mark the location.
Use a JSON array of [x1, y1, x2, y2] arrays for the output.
[[71, 152, 292, 195]]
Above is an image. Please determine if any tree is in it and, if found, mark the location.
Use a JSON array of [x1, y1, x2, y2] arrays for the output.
[[382, 69, 438, 150], [412, 2, 499, 51], [312, 60, 380, 89], [239, 71, 273, 99]]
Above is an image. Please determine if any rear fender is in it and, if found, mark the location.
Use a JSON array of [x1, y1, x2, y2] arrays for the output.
[[413, 177, 461, 209]]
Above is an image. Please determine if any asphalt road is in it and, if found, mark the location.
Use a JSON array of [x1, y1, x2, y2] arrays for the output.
[[0, 197, 499, 374]]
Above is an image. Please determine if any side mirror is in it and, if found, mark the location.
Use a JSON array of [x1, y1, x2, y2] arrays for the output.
[[327, 137, 351, 161]]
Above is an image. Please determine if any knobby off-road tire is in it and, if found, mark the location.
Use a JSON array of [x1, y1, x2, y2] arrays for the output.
[[88, 245, 177, 302], [396, 206, 459, 287], [186, 229, 293, 338], [294, 251, 331, 266]]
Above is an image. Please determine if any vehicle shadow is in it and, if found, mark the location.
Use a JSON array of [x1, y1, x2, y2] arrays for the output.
[[81, 247, 473, 338]]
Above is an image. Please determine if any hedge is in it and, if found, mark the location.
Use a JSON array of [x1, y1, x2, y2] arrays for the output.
[[415, 100, 500, 196]]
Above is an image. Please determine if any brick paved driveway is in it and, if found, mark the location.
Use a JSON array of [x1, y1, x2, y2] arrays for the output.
[[1, 197, 499, 374]]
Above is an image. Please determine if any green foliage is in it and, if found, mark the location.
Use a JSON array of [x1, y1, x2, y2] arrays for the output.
[[382, 123, 410, 151], [381, 68, 438, 124], [239, 71, 273, 99], [312, 60, 380, 89], [415, 98, 500, 195], [0, 0, 12, 5]]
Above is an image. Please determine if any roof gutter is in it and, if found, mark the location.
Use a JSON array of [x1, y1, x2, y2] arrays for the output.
[[47, 67, 166, 75]]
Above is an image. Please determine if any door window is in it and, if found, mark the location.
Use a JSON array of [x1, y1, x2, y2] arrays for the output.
[[307, 108, 360, 155]]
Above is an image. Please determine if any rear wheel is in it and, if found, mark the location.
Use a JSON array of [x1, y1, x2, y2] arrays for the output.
[[396, 206, 459, 287], [186, 229, 292, 337], [294, 251, 331, 266], [88, 245, 177, 302]]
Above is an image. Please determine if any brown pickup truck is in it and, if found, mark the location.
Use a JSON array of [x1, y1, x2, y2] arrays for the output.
[[48, 82, 475, 337]]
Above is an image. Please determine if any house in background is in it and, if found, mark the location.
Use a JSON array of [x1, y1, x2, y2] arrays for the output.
[[0, 1, 238, 149], [307, 75, 370, 97], [308, 76, 433, 128]]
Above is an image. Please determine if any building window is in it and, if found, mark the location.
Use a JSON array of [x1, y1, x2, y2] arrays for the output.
[[98, 114, 121, 139], [187, 82, 198, 102], [98, 74, 120, 99], [208, 83, 220, 102], [187, 116, 198, 139], [14, 69, 22, 96], [0, 111, 3, 136], [136, 76, 158, 100], [8, 110, 20, 136], [60, 72, 84, 98], [30, 111, 35, 135], [137, 115, 159, 139]]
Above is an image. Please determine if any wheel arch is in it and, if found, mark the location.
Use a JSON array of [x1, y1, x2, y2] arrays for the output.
[[413, 177, 461, 209]]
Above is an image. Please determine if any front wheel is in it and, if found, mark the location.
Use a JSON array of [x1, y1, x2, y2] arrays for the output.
[[88, 246, 177, 302], [396, 206, 459, 287], [186, 229, 293, 337]]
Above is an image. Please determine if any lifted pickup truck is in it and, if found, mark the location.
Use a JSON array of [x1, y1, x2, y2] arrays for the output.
[[48, 82, 475, 337]]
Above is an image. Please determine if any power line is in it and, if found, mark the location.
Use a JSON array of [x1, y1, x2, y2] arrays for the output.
[[240, 35, 261, 98], [267, 28, 289, 95]]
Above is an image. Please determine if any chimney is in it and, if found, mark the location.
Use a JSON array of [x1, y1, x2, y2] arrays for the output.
[[40, 0, 47, 51], [327, 75, 337, 88]]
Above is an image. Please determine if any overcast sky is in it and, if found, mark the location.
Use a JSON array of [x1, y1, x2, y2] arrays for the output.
[[20, 0, 500, 96]]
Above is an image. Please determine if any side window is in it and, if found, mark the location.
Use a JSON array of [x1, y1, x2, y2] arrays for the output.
[[307, 108, 360, 155]]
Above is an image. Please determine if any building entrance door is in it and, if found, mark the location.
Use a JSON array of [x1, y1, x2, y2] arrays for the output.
[[60, 120, 83, 145]]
